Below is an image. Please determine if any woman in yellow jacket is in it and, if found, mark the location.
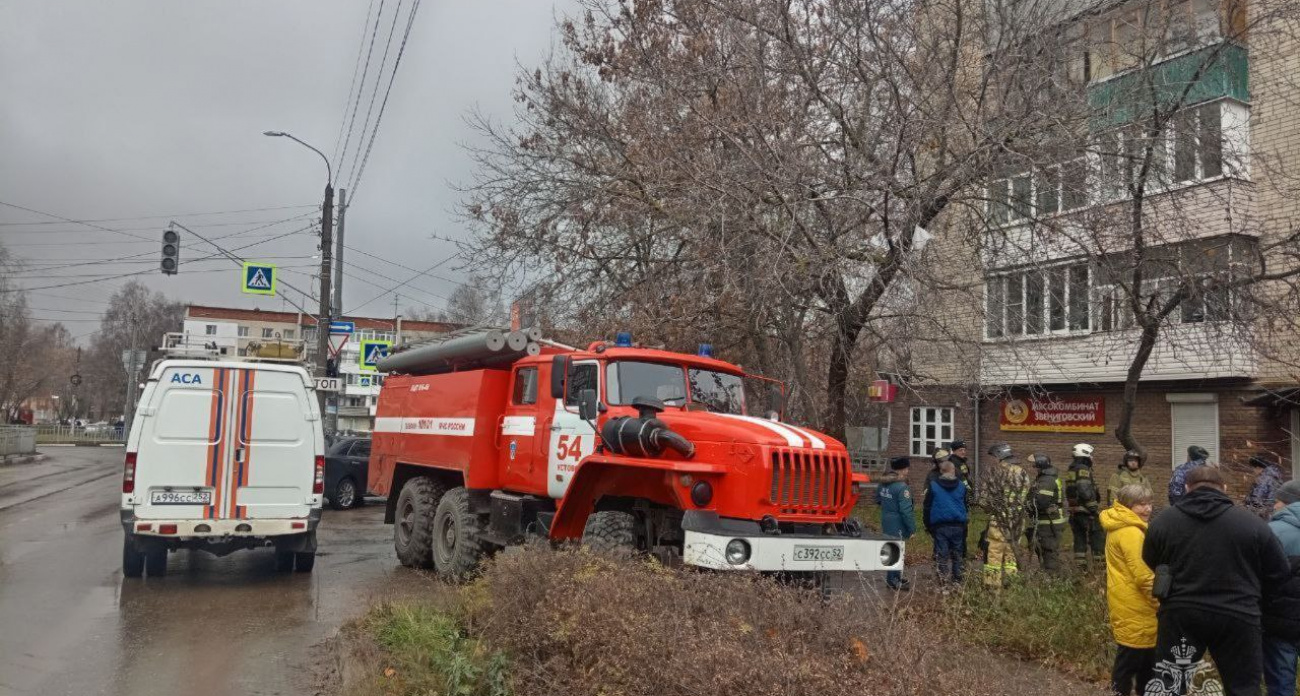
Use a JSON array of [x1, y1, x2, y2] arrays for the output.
[[1100, 484, 1158, 695]]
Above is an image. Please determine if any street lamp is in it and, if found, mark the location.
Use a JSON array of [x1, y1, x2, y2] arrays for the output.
[[264, 129, 336, 436]]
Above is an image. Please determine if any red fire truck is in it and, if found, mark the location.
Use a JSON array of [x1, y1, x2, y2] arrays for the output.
[[368, 330, 902, 578]]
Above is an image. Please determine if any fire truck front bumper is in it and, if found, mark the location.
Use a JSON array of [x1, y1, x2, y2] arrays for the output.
[[681, 511, 904, 572]]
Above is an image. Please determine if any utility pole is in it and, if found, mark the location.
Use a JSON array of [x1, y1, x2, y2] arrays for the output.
[[333, 188, 346, 316], [122, 313, 141, 438], [318, 183, 336, 438]]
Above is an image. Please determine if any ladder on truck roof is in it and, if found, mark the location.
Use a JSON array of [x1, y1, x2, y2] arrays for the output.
[[159, 332, 307, 364]]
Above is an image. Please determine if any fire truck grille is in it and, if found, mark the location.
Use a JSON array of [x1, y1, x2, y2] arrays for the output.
[[768, 448, 850, 516]]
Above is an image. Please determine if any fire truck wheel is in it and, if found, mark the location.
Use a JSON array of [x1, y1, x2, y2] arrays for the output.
[[394, 476, 446, 569], [581, 511, 639, 556], [432, 487, 485, 580]]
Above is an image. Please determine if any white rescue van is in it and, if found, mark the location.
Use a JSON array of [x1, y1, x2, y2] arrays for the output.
[[120, 359, 325, 577]]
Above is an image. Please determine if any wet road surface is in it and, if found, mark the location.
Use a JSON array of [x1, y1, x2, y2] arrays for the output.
[[0, 447, 429, 696]]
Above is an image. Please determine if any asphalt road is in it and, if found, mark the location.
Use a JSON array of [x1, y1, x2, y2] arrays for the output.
[[0, 447, 426, 696]]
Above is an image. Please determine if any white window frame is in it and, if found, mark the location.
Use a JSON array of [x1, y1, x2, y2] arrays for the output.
[[984, 262, 1091, 340], [204, 324, 217, 336], [237, 325, 249, 337], [910, 406, 954, 457]]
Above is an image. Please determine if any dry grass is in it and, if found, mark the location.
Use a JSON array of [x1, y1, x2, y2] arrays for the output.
[[339, 545, 1108, 696]]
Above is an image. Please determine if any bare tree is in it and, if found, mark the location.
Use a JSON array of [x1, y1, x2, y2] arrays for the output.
[[461, 0, 1076, 437], [82, 281, 183, 419]]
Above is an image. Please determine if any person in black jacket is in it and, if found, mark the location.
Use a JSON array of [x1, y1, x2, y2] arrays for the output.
[[1142, 466, 1290, 696]]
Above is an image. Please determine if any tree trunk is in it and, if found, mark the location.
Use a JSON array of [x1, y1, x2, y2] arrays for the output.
[[1115, 321, 1160, 453], [824, 315, 865, 441]]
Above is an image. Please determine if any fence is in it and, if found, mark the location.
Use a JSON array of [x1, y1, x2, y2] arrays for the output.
[[0, 425, 38, 457], [34, 423, 125, 445]]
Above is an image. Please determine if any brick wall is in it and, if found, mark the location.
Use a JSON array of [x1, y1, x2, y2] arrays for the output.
[[886, 386, 979, 500], [977, 386, 1291, 505]]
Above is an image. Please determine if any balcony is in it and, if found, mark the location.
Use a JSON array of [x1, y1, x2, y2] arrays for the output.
[[1089, 42, 1248, 129]]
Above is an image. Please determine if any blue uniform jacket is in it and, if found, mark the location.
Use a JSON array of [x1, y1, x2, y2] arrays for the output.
[[876, 472, 916, 540], [1247, 464, 1285, 513], [1168, 458, 1206, 505]]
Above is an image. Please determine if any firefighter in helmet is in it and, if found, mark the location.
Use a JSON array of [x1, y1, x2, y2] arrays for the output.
[[1107, 450, 1152, 508], [980, 443, 1029, 587], [1028, 454, 1067, 574], [1065, 443, 1105, 567]]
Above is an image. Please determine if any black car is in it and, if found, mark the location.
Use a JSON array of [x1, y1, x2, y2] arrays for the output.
[[325, 437, 371, 510]]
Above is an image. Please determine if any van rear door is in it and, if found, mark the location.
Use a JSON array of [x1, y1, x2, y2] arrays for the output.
[[232, 368, 317, 519], [132, 364, 228, 520], [133, 364, 318, 520]]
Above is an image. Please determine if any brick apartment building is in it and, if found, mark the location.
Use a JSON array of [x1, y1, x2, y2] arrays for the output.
[[866, 0, 1300, 501], [181, 305, 456, 432]]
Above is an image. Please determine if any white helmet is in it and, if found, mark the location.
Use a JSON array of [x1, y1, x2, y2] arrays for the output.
[[1073, 443, 1094, 459]]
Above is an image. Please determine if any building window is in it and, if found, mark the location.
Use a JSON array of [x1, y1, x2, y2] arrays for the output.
[[205, 324, 217, 336], [282, 329, 295, 339], [262, 328, 274, 338], [237, 325, 249, 337], [985, 263, 1090, 339], [910, 407, 953, 457]]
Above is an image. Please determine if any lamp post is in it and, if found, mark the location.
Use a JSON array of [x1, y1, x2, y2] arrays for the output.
[[264, 130, 336, 437]]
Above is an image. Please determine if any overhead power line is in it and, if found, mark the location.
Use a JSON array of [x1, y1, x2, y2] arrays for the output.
[[336, 0, 389, 182], [333, 0, 381, 166], [0, 203, 317, 227], [346, 0, 424, 200]]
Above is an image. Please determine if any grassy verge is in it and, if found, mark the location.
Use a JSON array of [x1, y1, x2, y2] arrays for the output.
[[919, 570, 1113, 682], [339, 546, 1104, 696], [359, 602, 511, 696]]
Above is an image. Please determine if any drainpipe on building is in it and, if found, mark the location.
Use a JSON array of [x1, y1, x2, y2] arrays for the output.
[[972, 390, 982, 487]]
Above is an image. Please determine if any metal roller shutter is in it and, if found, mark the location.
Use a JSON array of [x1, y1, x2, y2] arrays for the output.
[[1169, 395, 1219, 467]]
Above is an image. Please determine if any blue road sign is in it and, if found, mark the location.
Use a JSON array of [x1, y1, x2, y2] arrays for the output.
[[329, 321, 355, 335], [241, 262, 277, 296], [359, 339, 392, 372]]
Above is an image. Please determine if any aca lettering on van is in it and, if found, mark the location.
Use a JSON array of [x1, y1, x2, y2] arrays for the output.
[[170, 373, 204, 385]]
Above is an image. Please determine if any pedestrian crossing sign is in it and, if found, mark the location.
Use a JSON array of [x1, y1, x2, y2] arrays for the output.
[[359, 339, 391, 372], [241, 262, 277, 296]]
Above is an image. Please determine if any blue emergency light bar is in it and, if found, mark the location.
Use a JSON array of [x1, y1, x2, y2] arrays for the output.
[[615, 332, 633, 347], [698, 343, 714, 357]]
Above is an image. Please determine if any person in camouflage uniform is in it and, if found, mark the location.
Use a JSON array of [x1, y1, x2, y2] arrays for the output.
[[1245, 453, 1285, 519], [1107, 450, 1152, 508], [1168, 445, 1209, 506]]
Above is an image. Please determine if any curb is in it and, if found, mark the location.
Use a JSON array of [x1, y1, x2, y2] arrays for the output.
[[0, 453, 47, 467]]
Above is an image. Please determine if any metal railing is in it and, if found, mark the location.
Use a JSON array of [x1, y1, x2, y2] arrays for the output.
[[34, 424, 125, 445], [0, 425, 38, 456]]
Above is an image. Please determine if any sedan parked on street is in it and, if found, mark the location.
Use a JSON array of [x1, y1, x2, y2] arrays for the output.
[[325, 437, 371, 510]]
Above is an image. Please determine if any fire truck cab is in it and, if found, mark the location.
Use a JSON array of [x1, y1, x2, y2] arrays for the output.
[[369, 333, 902, 578]]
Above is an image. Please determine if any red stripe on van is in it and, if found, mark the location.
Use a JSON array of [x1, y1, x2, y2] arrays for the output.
[[203, 367, 225, 520]]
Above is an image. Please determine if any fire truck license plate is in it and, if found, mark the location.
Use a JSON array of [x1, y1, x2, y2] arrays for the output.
[[793, 545, 844, 562], [149, 490, 211, 505]]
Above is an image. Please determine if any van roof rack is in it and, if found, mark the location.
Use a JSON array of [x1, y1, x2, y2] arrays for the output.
[[159, 332, 307, 364]]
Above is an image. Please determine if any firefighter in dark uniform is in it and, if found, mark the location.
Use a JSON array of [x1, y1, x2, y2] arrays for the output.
[[1065, 443, 1105, 567], [1028, 453, 1067, 574]]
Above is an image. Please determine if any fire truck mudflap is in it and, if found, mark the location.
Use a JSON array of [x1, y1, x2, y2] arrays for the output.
[[681, 511, 904, 572]]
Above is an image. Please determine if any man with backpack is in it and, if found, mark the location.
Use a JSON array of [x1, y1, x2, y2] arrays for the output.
[[1066, 443, 1105, 568], [1029, 454, 1067, 574]]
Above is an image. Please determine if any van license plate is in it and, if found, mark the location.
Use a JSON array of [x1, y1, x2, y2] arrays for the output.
[[793, 545, 844, 562], [150, 490, 211, 505]]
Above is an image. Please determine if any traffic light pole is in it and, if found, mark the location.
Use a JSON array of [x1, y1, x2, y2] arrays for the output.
[[318, 183, 336, 439]]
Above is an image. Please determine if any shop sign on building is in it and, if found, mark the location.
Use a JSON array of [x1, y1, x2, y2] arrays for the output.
[[1000, 396, 1105, 433]]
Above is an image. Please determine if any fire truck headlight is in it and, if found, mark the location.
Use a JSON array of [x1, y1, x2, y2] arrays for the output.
[[725, 539, 751, 565], [690, 480, 713, 507], [880, 542, 901, 567]]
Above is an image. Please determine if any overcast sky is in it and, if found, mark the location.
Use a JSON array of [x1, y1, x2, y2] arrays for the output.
[[0, 1, 575, 339]]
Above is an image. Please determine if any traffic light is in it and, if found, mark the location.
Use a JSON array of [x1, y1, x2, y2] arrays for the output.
[[326, 358, 339, 378], [161, 228, 180, 275]]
